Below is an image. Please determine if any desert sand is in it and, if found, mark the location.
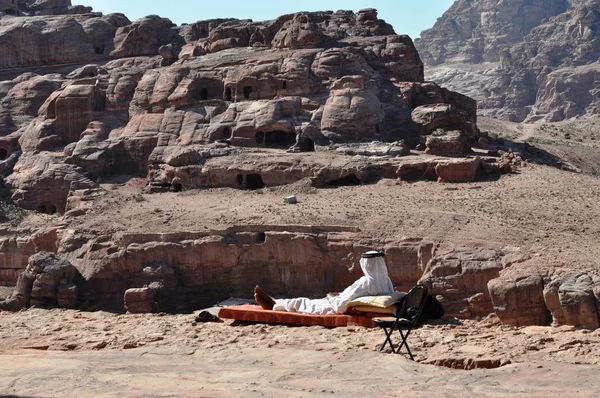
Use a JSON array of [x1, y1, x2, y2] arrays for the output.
[[1, 308, 600, 397]]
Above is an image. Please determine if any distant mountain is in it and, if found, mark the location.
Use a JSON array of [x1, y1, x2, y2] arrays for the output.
[[415, 0, 600, 122]]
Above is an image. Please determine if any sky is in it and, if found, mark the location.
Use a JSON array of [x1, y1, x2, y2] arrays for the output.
[[83, 0, 454, 39]]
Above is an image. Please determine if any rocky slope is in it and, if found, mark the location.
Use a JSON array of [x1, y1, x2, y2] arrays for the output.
[[415, 0, 600, 122]]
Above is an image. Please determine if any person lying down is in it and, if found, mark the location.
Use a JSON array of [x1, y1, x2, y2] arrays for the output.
[[254, 251, 394, 315]]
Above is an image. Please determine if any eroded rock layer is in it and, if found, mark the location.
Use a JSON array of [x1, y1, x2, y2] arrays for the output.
[[416, 0, 600, 122]]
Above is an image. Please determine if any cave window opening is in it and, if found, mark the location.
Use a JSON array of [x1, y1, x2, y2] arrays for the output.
[[282, 81, 287, 90], [173, 183, 183, 193], [0, 148, 7, 160], [246, 174, 265, 190], [236, 174, 244, 186], [327, 174, 361, 187], [243, 86, 252, 100], [256, 232, 266, 243], [301, 137, 315, 152], [222, 127, 231, 139], [50, 205, 57, 215], [94, 47, 104, 55], [265, 131, 296, 147], [226, 87, 232, 101], [255, 131, 265, 144], [38, 204, 47, 214], [88, 72, 95, 77], [200, 28, 207, 37], [200, 88, 209, 100]]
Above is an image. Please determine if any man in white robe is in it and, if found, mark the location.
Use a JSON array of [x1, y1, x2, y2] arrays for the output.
[[254, 251, 394, 315]]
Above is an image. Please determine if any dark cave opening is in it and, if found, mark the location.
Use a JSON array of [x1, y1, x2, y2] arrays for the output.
[[200, 88, 209, 100], [255, 131, 265, 144], [300, 137, 315, 152], [226, 87, 232, 101], [246, 174, 265, 190], [173, 183, 183, 193], [243, 86, 252, 100], [256, 232, 266, 243], [327, 174, 361, 187], [265, 131, 296, 147], [0, 148, 8, 160]]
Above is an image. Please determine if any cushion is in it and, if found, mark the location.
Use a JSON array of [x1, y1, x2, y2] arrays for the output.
[[346, 291, 406, 309], [349, 305, 395, 315], [217, 305, 377, 328]]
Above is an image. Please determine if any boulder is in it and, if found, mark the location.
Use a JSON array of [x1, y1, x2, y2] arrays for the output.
[[411, 104, 471, 135], [159, 43, 182, 65], [111, 15, 185, 58], [419, 248, 504, 318], [321, 76, 384, 142], [425, 130, 467, 158], [124, 286, 158, 314], [543, 273, 600, 329], [272, 13, 323, 49], [6, 153, 98, 213], [435, 158, 483, 183], [488, 265, 550, 326], [0, 252, 78, 310]]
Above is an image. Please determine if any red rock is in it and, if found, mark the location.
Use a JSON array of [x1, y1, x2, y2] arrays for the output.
[[488, 265, 550, 327], [435, 158, 483, 183], [543, 273, 600, 329], [419, 248, 504, 318]]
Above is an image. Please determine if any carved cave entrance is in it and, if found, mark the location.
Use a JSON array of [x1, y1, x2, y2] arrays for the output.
[[255, 131, 296, 148], [300, 138, 315, 152], [200, 88, 209, 100], [246, 174, 265, 190], [222, 127, 231, 139], [226, 87, 232, 101], [38, 204, 58, 215], [0, 148, 7, 160], [327, 174, 361, 187], [243, 86, 252, 100]]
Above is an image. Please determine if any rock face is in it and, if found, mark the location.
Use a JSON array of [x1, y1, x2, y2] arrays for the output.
[[0, 6, 493, 212], [419, 248, 504, 318], [0, 13, 130, 68], [544, 273, 600, 329], [0, 252, 78, 310], [415, 0, 600, 121], [488, 264, 550, 327]]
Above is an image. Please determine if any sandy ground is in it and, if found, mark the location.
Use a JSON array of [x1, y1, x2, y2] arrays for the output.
[[1, 309, 599, 397], [2, 348, 599, 397]]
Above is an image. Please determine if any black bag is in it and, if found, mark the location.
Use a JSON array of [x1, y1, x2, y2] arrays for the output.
[[400, 294, 444, 326]]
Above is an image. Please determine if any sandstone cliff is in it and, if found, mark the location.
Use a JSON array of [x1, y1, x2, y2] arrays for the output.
[[415, 0, 600, 122]]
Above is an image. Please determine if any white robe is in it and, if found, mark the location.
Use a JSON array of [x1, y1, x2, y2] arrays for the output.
[[273, 256, 394, 315]]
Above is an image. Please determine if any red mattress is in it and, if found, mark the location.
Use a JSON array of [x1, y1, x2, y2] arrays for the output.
[[218, 305, 376, 328]]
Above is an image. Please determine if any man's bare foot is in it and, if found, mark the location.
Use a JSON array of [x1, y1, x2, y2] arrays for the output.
[[254, 285, 275, 310]]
